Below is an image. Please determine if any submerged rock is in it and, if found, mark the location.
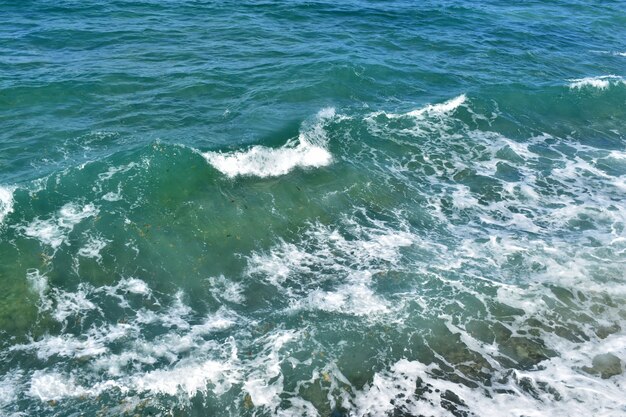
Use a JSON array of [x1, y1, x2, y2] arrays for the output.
[[243, 393, 254, 409], [329, 407, 348, 417], [500, 336, 553, 368], [594, 323, 621, 339], [582, 353, 623, 379]]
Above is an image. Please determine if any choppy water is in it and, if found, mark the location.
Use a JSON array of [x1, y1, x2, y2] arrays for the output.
[[1, 1, 626, 416]]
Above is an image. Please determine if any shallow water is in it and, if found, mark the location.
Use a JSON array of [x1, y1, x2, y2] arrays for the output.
[[1, 1, 626, 416]]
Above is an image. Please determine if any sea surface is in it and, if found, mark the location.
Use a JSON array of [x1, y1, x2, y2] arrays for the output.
[[1, 1, 626, 416]]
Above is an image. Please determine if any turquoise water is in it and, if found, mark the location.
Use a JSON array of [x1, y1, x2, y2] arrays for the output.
[[1, 1, 626, 416]]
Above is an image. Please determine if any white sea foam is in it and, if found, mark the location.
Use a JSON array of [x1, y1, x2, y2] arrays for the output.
[[131, 355, 239, 398], [0, 371, 22, 411], [352, 359, 431, 416], [26, 269, 48, 297], [25, 269, 52, 312], [188, 309, 238, 336], [97, 277, 153, 309], [344, 97, 626, 415], [20, 324, 296, 410], [11, 323, 132, 360], [292, 280, 389, 316], [89, 308, 238, 378], [350, 356, 625, 416], [14, 281, 247, 404], [114, 277, 151, 296], [22, 202, 98, 249], [451, 185, 480, 209], [247, 217, 414, 287], [78, 235, 109, 260], [52, 284, 98, 323], [247, 215, 413, 321], [346, 301, 626, 417], [568, 75, 626, 89], [98, 162, 139, 181], [243, 330, 298, 408], [28, 372, 91, 402], [203, 108, 335, 178], [0, 185, 15, 226], [22, 219, 66, 249], [102, 190, 122, 201], [276, 398, 320, 417], [209, 275, 245, 304]]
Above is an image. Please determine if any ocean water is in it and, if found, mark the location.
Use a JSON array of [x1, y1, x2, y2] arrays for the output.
[[1, 1, 626, 416]]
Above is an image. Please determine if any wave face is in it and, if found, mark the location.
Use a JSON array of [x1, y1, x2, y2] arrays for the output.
[[1, 2, 626, 417]]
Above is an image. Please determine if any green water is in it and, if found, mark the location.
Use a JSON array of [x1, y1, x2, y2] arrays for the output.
[[1, 1, 626, 416]]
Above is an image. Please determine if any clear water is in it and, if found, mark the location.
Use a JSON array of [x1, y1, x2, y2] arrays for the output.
[[1, 1, 625, 416]]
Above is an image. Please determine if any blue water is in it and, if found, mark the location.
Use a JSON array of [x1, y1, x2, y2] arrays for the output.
[[1, 1, 626, 416]]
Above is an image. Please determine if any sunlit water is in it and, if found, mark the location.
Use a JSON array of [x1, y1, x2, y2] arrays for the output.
[[1, 1, 626, 416]]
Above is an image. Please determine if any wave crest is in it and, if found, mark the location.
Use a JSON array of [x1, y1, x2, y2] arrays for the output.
[[568, 75, 625, 89], [203, 108, 335, 178], [367, 94, 467, 120], [407, 94, 467, 118]]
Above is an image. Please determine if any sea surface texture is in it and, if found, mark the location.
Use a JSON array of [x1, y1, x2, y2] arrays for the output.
[[1, 1, 626, 416]]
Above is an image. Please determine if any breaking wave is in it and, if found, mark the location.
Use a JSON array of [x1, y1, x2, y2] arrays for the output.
[[203, 108, 336, 178], [568, 75, 626, 89]]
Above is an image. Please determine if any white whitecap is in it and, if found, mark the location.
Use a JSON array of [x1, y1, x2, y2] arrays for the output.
[[204, 140, 331, 178], [0, 185, 15, 226], [568, 75, 625, 89], [368, 94, 467, 121], [203, 108, 335, 178], [407, 94, 467, 118]]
